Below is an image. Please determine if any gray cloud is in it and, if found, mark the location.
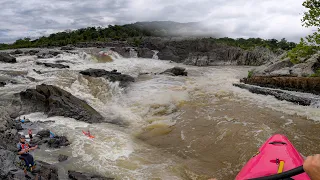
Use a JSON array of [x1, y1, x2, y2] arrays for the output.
[[0, 0, 313, 43]]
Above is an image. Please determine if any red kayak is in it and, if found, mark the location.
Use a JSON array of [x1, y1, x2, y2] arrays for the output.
[[82, 130, 95, 139], [236, 134, 310, 180]]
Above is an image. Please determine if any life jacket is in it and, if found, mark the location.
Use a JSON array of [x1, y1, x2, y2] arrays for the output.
[[20, 143, 29, 150]]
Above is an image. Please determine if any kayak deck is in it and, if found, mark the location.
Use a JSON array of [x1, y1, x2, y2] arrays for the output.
[[236, 134, 310, 180]]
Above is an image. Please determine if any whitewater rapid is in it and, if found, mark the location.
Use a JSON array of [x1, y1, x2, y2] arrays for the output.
[[0, 49, 319, 179]]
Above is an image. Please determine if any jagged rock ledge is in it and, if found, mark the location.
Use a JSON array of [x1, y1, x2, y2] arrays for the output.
[[19, 84, 104, 123], [233, 83, 320, 107], [241, 76, 320, 95], [80, 69, 135, 87]]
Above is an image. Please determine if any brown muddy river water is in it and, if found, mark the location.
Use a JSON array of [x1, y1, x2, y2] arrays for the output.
[[0, 50, 319, 179]]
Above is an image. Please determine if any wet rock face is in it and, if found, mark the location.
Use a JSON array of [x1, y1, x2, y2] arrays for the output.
[[233, 83, 316, 106], [0, 148, 19, 179], [0, 53, 17, 63], [137, 48, 154, 58], [141, 39, 276, 66], [160, 67, 188, 76], [20, 84, 104, 123], [241, 76, 320, 95], [80, 69, 135, 87], [68, 170, 114, 180], [36, 62, 70, 69], [110, 47, 132, 58]]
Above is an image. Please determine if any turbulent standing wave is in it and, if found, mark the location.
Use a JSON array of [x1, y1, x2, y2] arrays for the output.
[[0, 49, 319, 179]]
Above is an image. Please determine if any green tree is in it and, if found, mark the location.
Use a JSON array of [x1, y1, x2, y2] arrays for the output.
[[302, 0, 320, 45]]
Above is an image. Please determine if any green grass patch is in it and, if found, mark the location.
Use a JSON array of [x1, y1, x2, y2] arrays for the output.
[[247, 70, 254, 78]]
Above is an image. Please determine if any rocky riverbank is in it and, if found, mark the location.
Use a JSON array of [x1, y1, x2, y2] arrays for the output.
[[235, 51, 320, 105], [73, 38, 278, 66]]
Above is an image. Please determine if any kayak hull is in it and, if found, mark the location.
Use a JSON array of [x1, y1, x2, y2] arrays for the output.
[[236, 134, 310, 180]]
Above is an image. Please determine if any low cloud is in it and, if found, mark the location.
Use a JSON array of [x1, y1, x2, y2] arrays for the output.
[[0, 0, 313, 43]]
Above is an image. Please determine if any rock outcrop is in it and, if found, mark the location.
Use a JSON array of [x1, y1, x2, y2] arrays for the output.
[[240, 52, 320, 98], [20, 84, 104, 123], [110, 47, 132, 58], [36, 62, 70, 69], [0, 53, 17, 63], [68, 171, 114, 180], [241, 76, 320, 95], [137, 48, 155, 58], [138, 38, 277, 66], [80, 69, 135, 87], [233, 83, 319, 106], [160, 67, 188, 76], [31, 129, 70, 148], [37, 50, 62, 59]]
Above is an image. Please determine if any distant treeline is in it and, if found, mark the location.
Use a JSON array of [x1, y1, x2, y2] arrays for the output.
[[0, 24, 296, 51]]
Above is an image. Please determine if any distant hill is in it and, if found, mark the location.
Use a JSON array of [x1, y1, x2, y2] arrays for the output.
[[0, 21, 296, 51]]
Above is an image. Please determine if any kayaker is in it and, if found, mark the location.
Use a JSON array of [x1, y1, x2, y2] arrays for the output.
[[17, 135, 38, 179], [304, 154, 320, 180]]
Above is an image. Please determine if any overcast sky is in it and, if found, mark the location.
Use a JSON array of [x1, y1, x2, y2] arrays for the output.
[[0, 0, 314, 43]]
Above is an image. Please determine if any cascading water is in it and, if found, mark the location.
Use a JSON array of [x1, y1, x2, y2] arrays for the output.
[[152, 50, 159, 59], [1, 48, 320, 179]]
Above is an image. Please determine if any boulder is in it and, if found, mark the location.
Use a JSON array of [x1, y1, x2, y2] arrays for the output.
[[47, 136, 70, 148], [33, 69, 42, 74], [0, 53, 17, 63], [68, 170, 113, 180], [36, 62, 70, 69], [110, 47, 131, 58], [137, 48, 154, 58], [27, 49, 40, 55], [160, 67, 188, 76], [80, 69, 135, 87], [49, 51, 61, 57], [36, 161, 59, 180], [20, 84, 104, 123], [37, 53, 54, 59], [36, 129, 50, 138], [0, 81, 6, 87], [9, 49, 23, 55], [58, 154, 68, 162]]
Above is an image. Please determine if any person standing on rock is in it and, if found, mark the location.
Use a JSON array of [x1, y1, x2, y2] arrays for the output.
[[28, 129, 33, 140], [17, 135, 38, 179]]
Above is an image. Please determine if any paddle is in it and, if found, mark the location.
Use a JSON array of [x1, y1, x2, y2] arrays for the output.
[[248, 166, 305, 180]]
